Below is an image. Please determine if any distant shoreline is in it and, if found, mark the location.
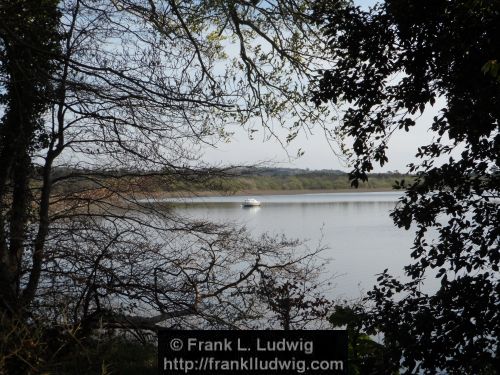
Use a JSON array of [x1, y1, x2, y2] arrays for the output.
[[136, 187, 396, 199]]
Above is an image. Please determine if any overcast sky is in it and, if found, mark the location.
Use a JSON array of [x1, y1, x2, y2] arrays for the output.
[[202, 104, 441, 173], [202, 0, 442, 172]]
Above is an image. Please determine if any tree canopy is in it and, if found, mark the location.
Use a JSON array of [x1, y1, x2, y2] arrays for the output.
[[313, 0, 499, 373]]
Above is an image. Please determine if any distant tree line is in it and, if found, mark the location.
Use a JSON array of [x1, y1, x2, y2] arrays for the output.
[[49, 167, 410, 194]]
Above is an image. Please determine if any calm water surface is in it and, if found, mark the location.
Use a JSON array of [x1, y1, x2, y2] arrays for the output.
[[169, 192, 437, 300]]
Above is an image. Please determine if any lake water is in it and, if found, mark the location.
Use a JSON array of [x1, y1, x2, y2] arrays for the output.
[[169, 192, 436, 300]]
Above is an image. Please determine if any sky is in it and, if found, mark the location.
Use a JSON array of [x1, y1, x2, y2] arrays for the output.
[[201, 0, 443, 173], [202, 104, 440, 173]]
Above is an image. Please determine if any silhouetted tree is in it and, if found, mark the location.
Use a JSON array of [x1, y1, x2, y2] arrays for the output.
[[256, 269, 333, 330], [0, 0, 61, 318], [313, 0, 499, 373], [0, 0, 334, 371]]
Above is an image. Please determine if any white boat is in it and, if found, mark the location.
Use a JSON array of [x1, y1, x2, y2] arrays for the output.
[[242, 198, 261, 207]]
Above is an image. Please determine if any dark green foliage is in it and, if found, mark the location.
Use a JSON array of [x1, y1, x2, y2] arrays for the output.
[[329, 305, 398, 375], [314, 0, 499, 373], [0, 0, 61, 315], [0, 314, 47, 374], [1, 310, 156, 375], [46, 336, 157, 375]]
